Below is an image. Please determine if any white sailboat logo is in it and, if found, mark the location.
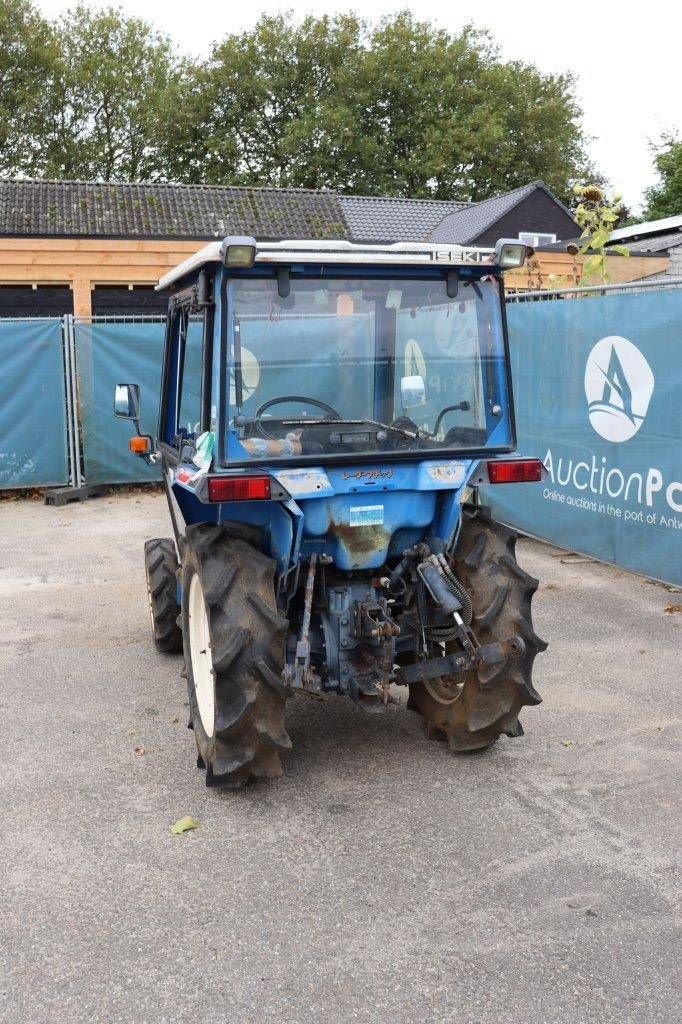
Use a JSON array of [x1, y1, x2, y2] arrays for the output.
[[584, 336, 654, 443]]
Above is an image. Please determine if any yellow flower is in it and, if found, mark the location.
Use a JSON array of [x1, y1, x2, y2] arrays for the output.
[[582, 185, 603, 202]]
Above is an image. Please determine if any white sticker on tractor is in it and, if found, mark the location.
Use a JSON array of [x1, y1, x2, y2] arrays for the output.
[[427, 462, 467, 485], [349, 505, 384, 527]]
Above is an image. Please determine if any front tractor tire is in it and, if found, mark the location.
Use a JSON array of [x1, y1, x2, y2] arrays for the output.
[[181, 524, 291, 789], [408, 505, 547, 752], [144, 538, 182, 654]]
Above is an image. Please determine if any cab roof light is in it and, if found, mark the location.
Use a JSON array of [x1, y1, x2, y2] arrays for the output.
[[487, 459, 544, 484], [494, 239, 529, 270], [207, 475, 271, 502], [220, 235, 257, 269]]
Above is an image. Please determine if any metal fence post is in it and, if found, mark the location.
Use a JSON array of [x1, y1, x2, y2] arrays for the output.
[[63, 314, 84, 489], [62, 315, 77, 488]]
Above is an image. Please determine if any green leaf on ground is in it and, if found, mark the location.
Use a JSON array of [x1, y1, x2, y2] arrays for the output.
[[171, 815, 200, 835]]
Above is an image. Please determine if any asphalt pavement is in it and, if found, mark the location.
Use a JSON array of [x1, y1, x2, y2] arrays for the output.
[[1, 491, 680, 1024]]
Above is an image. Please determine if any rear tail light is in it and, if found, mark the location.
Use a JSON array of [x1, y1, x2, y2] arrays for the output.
[[487, 459, 543, 484], [207, 475, 271, 502]]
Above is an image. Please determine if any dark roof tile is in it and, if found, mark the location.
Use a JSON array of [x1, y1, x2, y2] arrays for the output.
[[0, 178, 572, 246], [339, 194, 468, 242], [0, 180, 350, 240]]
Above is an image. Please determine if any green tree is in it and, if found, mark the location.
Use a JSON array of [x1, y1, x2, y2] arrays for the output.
[[159, 12, 366, 189], [0, 0, 59, 175], [644, 136, 682, 220], [162, 10, 591, 201], [0, 5, 594, 198], [38, 5, 180, 181], [358, 15, 590, 202]]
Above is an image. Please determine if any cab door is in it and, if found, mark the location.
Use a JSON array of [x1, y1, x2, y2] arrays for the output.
[[158, 281, 214, 462]]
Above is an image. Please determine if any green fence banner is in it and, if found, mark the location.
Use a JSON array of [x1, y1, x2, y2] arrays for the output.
[[0, 318, 69, 488], [75, 320, 165, 485], [485, 287, 682, 586]]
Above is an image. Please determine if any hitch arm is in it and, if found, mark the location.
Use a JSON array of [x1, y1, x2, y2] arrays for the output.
[[395, 637, 526, 686], [282, 554, 320, 691]]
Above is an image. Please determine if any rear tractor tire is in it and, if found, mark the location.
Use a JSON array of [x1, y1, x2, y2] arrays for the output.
[[408, 505, 547, 752], [181, 524, 291, 789], [144, 538, 182, 654]]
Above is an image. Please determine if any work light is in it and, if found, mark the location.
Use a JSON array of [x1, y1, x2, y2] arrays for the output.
[[220, 235, 257, 269], [494, 239, 529, 269]]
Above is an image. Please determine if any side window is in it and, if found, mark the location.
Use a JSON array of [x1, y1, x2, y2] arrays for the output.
[[176, 312, 204, 440]]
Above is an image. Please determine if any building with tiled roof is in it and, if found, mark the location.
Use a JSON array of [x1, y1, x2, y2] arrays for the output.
[[0, 178, 580, 316], [0, 178, 577, 244]]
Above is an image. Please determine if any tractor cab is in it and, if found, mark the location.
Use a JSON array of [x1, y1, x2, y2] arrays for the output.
[[156, 236, 523, 467]]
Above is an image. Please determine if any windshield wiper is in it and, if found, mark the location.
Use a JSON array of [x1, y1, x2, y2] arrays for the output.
[[279, 417, 420, 442]]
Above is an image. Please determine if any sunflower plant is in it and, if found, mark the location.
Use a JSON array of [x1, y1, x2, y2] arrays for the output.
[[573, 184, 629, 283]]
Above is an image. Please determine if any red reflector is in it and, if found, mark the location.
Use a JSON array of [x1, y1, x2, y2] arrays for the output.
[[207, 475, 271, 502], [487, 459, 543, 484]]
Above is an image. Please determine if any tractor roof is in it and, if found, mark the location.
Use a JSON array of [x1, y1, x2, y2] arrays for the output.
[[156, 238, 495, 291]]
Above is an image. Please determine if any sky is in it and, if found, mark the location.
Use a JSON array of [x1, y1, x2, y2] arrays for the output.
[[35, 0, 681, 213]]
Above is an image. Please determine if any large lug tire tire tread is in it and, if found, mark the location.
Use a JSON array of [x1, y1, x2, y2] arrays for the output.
[[408, 505, 547, 752], [144, 538, 182, 654], [182, 524, 290, 789]]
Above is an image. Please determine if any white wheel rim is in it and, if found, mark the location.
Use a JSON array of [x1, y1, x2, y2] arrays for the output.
[[188, 573, 215, 736]]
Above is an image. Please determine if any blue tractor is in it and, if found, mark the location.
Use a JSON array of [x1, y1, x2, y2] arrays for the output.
[[115, 236, 547, 788]]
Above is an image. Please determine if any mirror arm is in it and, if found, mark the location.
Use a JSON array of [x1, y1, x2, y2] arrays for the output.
[[276, 266, 291, 299]]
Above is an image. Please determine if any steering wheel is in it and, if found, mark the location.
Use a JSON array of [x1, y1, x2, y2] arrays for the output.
[[254, 395, 342, 422], [253, 395, 342, 439]]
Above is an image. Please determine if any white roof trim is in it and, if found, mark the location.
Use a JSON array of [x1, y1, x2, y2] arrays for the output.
[[610, 214, 682, 242], [156, 242, 221, 290], [156, 238, 495, 290]]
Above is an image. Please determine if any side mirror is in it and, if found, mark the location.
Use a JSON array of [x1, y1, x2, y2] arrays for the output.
[[114, 383, 141, 420], [400, 374, 426, 409]]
